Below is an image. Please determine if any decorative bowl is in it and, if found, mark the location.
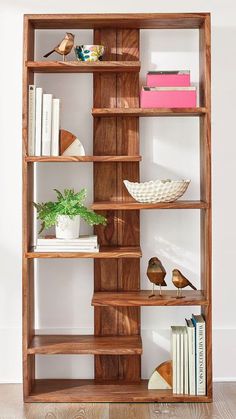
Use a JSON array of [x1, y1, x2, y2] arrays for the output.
[[75, 45, 105, 62], [123, 179, 190, 203]]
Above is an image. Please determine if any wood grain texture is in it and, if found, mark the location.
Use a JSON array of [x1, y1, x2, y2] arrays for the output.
[[2, 383, 236, 417], [92, 107, 207, 117], [26, 246, 142, 259], [28, 335, 142, 355], [26, 60, 141, 73], [25, 379, 212, 403], [92, 200, 209, 210], [25, 155, 142, 162], [115, 29, 141, 382], [93, 28, 121, 381], [22, 16, 35, 400], [24, 13, 209, 30], [199, 14, 212, 400], [92, 290, 208, 307]]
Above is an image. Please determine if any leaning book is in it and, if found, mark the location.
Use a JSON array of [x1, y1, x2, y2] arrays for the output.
[[192, 314, 206, 395]]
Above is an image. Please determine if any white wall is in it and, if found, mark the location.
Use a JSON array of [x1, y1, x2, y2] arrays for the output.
[[0, 0, 235, 383]]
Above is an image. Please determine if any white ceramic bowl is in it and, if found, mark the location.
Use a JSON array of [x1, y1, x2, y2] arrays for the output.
[[123, 179, 190, 203]]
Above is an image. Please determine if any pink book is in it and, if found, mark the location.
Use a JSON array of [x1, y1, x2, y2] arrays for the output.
[[146, 71, 190, 87], [140, 87, 197, 108]]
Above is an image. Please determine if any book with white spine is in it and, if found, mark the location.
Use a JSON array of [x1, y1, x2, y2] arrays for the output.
[[51, 98, 60, 156], [180, 328, 184, 394], [28, 85, 36, 156], [34, 246, 99, 253], [184, 327, 189, 394], [35, 87, 43, 156], [186, 318, 196, 395], [192, 314, 206, 395], [37, 235, 98, 246], [42, 93, 53, 155], [171, 326, 177, 393]]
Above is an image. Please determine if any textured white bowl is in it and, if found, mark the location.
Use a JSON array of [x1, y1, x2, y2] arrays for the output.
[[123, 179, 190, 203]]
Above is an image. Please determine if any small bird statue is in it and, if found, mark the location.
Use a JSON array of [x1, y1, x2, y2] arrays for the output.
[[172, 269, 197, 298], [147, 257, 167, 298], [43, 33, 75, 61]]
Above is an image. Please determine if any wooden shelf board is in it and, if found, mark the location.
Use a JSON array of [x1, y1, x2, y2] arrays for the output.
[[25, 155, 141, 163], [25, 246, 142, 259], [25, 379, 212, 403], [92, 200, 209, 210], [25, 13, 209, 30], [92, 290, 208, 307], [28, 335, 142, 355], [26, 60, 141, 73], [92, 107, 207, 117]]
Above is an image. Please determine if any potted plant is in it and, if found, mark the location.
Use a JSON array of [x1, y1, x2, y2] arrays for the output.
[[33, 188, 107, 239]]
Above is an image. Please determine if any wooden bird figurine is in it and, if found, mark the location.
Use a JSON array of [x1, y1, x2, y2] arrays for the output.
[[43, 33, 75, 61], [172, 269, 197, 298], [147, 257, 167, 298]]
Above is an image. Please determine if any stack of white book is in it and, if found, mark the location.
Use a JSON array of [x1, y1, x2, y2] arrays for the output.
[[28, 85, 61, 156], [171, 314, 206, 396], [34, 235, 99, 252]]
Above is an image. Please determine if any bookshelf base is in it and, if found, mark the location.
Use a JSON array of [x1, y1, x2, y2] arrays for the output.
[[25, 379, 212, 403]]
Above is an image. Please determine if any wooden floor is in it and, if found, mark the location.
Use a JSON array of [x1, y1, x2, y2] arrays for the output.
[[0, 383, 235, 418]]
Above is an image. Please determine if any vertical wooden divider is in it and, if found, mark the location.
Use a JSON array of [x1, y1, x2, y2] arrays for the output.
[[199, 14, 212, 398], [22, 17, 35, 399], [93, 28, 141, 381]]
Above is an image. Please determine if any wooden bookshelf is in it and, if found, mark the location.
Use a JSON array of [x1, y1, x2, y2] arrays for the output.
[[22, 13, 212, 403]]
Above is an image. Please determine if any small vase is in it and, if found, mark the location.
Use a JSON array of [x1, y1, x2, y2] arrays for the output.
[[55, 215, 80, 239]]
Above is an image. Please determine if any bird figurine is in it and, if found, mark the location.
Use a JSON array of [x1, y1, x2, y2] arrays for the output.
[[172, 269, 197, 298], [147, 257, 167, 298], [43, 32, 75, 61]]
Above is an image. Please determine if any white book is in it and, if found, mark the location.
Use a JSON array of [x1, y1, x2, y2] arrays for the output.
[[180, 328, 184, 394], [28, 85, 36, 156], [184, 327, 189, 394], [34, 246, 99, 253], [192, 314, 206, 395], [35, 87, 43, 156], [186, 318, 196, 395], [171, 326, 177, 394], [42, 94, 53, 155], [51, 98, 60, 156], [176, 328, 181, 394], [37, 235, 98, 246]]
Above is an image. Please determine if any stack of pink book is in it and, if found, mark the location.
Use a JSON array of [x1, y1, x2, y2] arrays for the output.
[[140, 71, 197, 108]]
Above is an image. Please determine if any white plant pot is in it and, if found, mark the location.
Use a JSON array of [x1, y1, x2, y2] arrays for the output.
[[55, 215, 80, 239]]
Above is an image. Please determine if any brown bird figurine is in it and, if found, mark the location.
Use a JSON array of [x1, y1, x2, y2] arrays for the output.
[[147, 257, 167, 298], [43, 32, 75, 61], [172, 269, 197, 298]]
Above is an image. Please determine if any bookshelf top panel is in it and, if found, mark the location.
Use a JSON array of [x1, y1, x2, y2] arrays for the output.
[[24, 13, 210, 30]]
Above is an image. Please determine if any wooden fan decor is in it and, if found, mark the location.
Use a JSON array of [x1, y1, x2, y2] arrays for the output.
[[148, 360, 172, 390], [59, 129, 85, 156]]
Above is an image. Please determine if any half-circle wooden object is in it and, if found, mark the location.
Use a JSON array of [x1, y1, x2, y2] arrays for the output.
[[59, 129, 85, 156], [148, 360, 172, 389]]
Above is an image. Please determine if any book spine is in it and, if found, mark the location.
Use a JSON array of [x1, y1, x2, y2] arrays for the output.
[[171, 329, 177, 393], [180, 330, 184, 394], [176, 331, 180, 394], [184, 329, 189, 394], [34, 247, 99, 252], [51, 98, 60, 156], [187, 326, 196, 395], [196, 322, 206, 395], [42, 94, 53, 155], [35, 87, 43, 156], [28, 85, 36, 156]]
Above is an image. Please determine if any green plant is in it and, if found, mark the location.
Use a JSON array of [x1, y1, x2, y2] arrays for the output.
[[33, 188, 107, 234]]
